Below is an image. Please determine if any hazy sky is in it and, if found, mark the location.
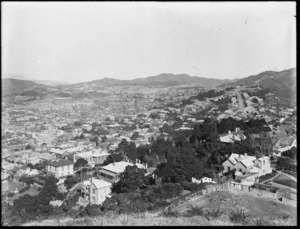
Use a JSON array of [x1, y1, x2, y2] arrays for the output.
[[2, 2, 296, 83]]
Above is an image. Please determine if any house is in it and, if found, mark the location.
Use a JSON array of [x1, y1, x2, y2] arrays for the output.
[[73, 149, 110, 166], [192, 177, 216, 184], [49, 148, 67, 159], [47, 159, 74, 178], [219, 128, 246, 143], [98, 161, 146, 183], [80, 178, 112, 205], [222, 153, 272, 177]]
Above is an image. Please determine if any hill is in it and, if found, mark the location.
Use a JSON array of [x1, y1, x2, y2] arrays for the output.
[[1, 78, 42, 96], [218, 68, 296, 105], [76, 73, 238, 88]]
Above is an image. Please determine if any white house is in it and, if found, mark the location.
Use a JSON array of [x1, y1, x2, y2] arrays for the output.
[[222, 153, 272, 177], [73, 149, 110, 166], [80, 178, 112, 205], [219, 128, 246, 143], [47, 159, 74, 178], [99, 161, 146, 183]]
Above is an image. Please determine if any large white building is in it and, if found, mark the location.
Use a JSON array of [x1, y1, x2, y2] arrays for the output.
[[47, 159, 74, 178], [80, 178, 112, 205], [222, 153, 272, 177]]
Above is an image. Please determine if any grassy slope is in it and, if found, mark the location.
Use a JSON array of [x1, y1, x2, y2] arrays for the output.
[[22, 211, 296, 226]]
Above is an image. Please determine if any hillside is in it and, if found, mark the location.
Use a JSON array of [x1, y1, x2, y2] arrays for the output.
[[218, 68, 296, 105], [77, 73, 238, 88], [1, 78, 42, 96]]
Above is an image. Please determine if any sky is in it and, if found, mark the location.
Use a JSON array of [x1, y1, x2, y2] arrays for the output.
[[2, 2, 296, 83]]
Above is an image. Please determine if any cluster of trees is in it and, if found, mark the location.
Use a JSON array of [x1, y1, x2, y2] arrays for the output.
[[27, 161, 48, 171], [281, 147, 296, 160], [181, 89, 225, 106], [212, 96, 232, 112], [3, 175, 65, 225], [276, 156, 297, 172]]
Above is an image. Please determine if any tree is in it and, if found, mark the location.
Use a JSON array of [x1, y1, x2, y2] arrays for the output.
[[101, 135, 107, 143], [74, 158, 88, 171], [112, 165, 147, 193], [103, 153, 124, 166], [80, 133, 84, 139], [131, 131, 140, 140], [64, 175, 80, 190], [25, 144, 31, 150], [252, 97, 259, 103]]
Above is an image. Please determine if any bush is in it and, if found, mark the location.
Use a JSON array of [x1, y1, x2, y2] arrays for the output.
[[204, 208, 223, 218], [251, 218, 270, 226], [184, 205, 204, 217], [228, 209, 250, 224], [7, 193, 14, 197], [161, 183, 183, 199], [162, 208, 180, 217], [180, 181, 198, 192]]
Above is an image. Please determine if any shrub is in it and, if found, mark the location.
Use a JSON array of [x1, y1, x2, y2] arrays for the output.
[[161, 183, 183, 199], [162, 208, 180, 217], [204, 208, 223, 218], [184, 205, 204, 217], [251, 218, 270, 226], [228, 209, 250, 224], [180, 181, 198, 192]]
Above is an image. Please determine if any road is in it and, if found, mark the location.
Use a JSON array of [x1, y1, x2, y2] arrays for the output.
[[236, 90, 245, 112]]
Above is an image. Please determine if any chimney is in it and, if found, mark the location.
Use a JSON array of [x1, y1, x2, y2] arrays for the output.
[[228, 130, 231, 135], [145, 163, 148, 169], [244, 153, 247, 157], [113, 162, 115, 166]]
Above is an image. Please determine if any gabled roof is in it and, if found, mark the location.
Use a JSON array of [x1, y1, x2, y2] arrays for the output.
[[91, 178, 112, 189]]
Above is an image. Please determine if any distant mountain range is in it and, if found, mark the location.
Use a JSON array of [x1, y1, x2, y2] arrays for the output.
[[218, 67, 296, 105], [74, 73, 238, 87], [2, 68, 296, 104]]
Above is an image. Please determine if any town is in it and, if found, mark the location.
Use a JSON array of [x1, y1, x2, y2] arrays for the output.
[[1, 81, 297, 226]]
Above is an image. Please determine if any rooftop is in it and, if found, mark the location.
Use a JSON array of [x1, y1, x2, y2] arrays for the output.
[[48, 159, 73, 167]]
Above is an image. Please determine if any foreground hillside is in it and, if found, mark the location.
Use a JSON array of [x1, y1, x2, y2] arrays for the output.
[[22, 211, 296, 226], [22, 189, 296, 226]]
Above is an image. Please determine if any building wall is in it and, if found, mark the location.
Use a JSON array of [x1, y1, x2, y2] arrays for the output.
[[47, 164, 74, 178], [222, 160, 234, 173], [90, 183, 111, 205]]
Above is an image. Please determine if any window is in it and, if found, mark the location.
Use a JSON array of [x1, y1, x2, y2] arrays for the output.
[[55, 167, 57, 172], [62, 166, 64, 171], [92, 188, 95, 194], [68, 172, 70, 175], [228, 166, 231, 171], [92, 197, 95, 202], [68, 165, 70, 170], [239, 168, 242, 172]]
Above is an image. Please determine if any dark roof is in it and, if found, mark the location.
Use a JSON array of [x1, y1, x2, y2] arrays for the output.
[[48, 159, 73, 167]]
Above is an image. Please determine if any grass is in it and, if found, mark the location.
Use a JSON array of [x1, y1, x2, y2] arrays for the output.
[[21, 211, 297, 226], [258, 171, 278, 183], [273, 174, 297, 189]]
